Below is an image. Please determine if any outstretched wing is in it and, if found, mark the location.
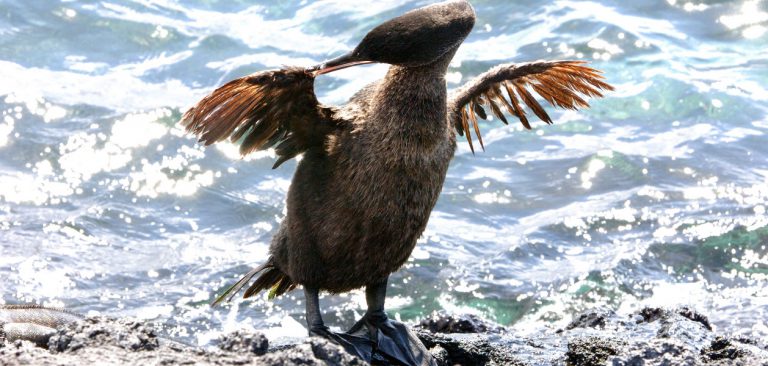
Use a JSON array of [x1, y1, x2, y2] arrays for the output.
[[181, 67, 342, 168], [449, 61, 613, 152]]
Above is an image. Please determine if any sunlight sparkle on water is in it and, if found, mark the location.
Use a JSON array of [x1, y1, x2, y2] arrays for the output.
[[59, 109, 170, 185], [111, 109, 170, 148], [0, 114, 13, 147], [0, 173, 74, 205], [474, 192, 511, 204], [129, 159, 216, 198], [0, 108, 184, 205], [587, 38, 623, 61], [4, 93, 66, 123], [59, 132, 133, 184], [719, 0, 768, 39], [580, 158, 606, 189], [151, 25, 170, 39], [17, 257, 75, 300]]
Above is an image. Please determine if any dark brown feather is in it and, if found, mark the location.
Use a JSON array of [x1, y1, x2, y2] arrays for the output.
[[181, 67, 341, 168], [449, 60, 613, 148], [468, 100, 485, 151], [485, 90, 508, 125], [472, 98, 488, 120], [536, 76, 590, 108], [460, 106, 475, 153], [243, 265, 281, 298], [211, 262, 269, 307], [514, 81, 552, 124], [489, 85, 513, 116], [504, 82, 531, 129]]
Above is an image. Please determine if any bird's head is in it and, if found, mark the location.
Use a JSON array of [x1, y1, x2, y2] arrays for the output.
[[311, 0, 475, 75]]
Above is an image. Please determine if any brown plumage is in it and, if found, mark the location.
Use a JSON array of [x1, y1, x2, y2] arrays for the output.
[[182, 4, 615, 306], [181, 60, 616, 300], [181, 67, 340, 168], [450, 61, 614, 153], [182, 1, 613, 364]]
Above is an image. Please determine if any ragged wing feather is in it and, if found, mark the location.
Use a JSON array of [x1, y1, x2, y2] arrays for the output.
[[449, 61, 614, 153], [181, 67, 342, 168]]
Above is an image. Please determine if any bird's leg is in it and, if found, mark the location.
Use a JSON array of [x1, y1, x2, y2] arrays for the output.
[[347, 278, 437, 366], [303, 286, 374, 361], [347, 278, 388, 336], [304, 286, 327, 334]]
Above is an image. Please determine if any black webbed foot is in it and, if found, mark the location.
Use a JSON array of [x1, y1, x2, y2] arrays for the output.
[[347, 311, 436, 366], [309, 324, 374, 362], [303, 281, 435, 366]]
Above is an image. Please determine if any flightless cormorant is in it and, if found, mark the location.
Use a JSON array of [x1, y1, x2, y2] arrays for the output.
[[182, 1, 613, 364]]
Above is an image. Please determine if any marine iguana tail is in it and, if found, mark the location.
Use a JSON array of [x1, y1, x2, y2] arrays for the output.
[[0, 305, 83, 347]]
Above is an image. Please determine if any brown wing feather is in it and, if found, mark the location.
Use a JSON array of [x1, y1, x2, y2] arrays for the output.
[[514, 81, 552, 124], [181, 67, 341, 168], [460, 105, 475, 153], [449, 60, 614, 149], [504, 82, 531, 130], [468, 100, 485, 151], [485, 88, 508, 125]]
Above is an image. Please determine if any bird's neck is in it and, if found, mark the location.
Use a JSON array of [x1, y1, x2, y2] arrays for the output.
[[369, 66, 448, 140], [384, 47, 456, 81], [363, 50, 459, 149], [371, 48, 457, 122]]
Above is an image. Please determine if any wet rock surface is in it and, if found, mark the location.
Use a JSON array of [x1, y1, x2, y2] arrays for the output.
[[216, 330, 269, 356], [416, 307, 767, 366], [0, 316, 363, 366], [1, 307, 766, 365], [47, 317, 160, 353], [418, 311, 504, 334]]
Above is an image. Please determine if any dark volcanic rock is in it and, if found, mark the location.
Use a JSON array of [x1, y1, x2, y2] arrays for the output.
[[419, 311, 503, 334], [48, 317, 159, 353], [699, 336, 768, 366], [217, 330, 269, 355], [615, 338, 701, 365], [0, 317, 367, 365], [417, 330, 527, 366], [565, 336, 623, 365], [677, 307, 713, 331], [415, 307, 767, 366], [703, 336, 747, 361], [566, 308, 619, 330], [259, 338, 365, 366], [636, 306, 713, 331], [1, 307, 766, 365]]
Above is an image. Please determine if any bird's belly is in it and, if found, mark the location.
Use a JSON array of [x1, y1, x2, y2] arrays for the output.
[[280, 142, 453, 292], [334, 154, 447, 289]]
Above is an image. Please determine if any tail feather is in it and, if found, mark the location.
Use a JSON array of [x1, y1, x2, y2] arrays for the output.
[[270, 276, 296, 299], [211, 260, 295, 307], [244, 265, 296, 300], [242, 265, 281, 298]]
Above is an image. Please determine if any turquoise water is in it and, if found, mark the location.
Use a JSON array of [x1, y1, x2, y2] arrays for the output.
[[1, 0, 767, 345]]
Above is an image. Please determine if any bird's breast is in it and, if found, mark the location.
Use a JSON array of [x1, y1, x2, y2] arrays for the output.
[[335, 120, 454, 222]]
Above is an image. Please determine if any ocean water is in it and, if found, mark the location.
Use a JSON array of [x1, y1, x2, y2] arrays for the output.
[[1, 0, 767, 346]]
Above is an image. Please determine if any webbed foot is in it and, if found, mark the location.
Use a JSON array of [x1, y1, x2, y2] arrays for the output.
[[348, 311, 436, 366], [309, 324, 374, 362], [303, 280, 435, 366]]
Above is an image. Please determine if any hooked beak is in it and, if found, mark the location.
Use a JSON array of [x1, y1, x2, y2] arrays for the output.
[[309, 52, 373, 76]]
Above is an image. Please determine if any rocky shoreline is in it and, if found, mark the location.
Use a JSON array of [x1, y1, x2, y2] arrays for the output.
[[1, 307, 766, 365]]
